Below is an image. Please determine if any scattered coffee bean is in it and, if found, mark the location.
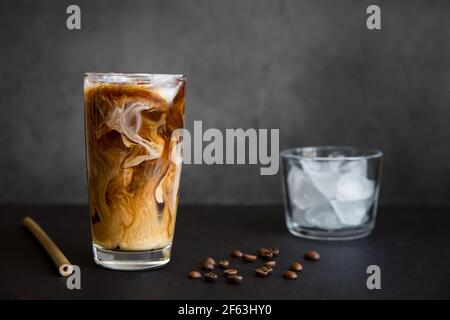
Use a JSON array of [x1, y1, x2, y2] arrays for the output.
[[203, 272, 218, 282], [189, 247, 314, 284], [283, 271, 298, 280], [201, 261, 215, 271], [218, 259, 230, 269], [290, 262, 303, 272], [270, 248, 280, 256], [230, 250, 243, 258], [203, 257, 216, 265], [226, 275, 243, 284], [304, 250, 320, 261], [188, 271, 202, 279], [262, 266, 273, 273], [243, 254, 258, 262], [254, 267, 270, 277], [224, 268, 238, 276], [258, 248, 273, 260], [264, 261, 276, 268], [262, 252, 273, 260], [263, 266, 273, 273]]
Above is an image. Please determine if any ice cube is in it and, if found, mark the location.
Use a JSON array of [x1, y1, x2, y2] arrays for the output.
[[291, 206, 313, 228], [149, 74, 183, 104], [292, 205, 338, 229], [303, 204, 343, 230], [287, 166, 316, 210], [300, 160, 342, 199], [327, 151, 346, 171], [287, 166, 343, 230], [331, 162, 374, 226], [339, 159, 368, 176], [331, 198, 373, 226], [336, 172, 375, 201], [155, 86, 179, 105]]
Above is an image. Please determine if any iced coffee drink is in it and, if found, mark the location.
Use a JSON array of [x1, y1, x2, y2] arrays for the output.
[[84, 73, 185, 270]]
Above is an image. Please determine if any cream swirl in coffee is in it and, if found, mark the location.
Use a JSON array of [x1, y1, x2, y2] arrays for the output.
[[84, 75, 185, 251]]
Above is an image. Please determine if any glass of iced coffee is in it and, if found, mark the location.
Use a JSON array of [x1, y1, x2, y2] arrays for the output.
[[84, 73, 185, 270]]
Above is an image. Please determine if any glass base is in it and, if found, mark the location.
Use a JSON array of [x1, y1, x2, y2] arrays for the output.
[[92, 244, 171, 271], [287, 224, 374, 241]]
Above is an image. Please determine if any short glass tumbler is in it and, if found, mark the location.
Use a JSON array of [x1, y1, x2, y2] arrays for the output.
[[281, 146, 383, 240]]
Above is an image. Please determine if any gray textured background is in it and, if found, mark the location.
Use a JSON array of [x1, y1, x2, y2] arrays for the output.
[[0, 0, 449, 205]]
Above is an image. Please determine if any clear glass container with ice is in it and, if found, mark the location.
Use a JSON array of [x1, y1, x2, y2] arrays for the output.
[[281, 146, 383, 240]]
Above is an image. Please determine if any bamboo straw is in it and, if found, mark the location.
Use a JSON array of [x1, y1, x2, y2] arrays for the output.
[[22, 216, 74, 277]]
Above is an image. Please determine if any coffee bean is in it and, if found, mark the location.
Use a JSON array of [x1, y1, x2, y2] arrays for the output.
[[226, 275, 243, 284], [230, 250, 243, 258], [304, 250, 320, 261], [243, 254, 258, 262], [203, 257, 216, 265], [260, 266, 273, 273], [264, 266, 273, 273], [218, 259, 230, 269], [258, 248, 273, 260], [188, 271, 202, 279], [254, 267, 269, 277], [270, 248, 280, 256], [283, 271, 298, 280], [264, 261, 276, 268], [261, 252, 273, 260], [203, 272, 218, 282], [224, 268, 238, 276], [201, 261, 215, 271], [290, 262, 303, 272]]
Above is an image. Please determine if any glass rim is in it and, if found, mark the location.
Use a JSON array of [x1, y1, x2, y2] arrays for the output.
[[84, 72, 186, 84], [280, 145, 383, 161]]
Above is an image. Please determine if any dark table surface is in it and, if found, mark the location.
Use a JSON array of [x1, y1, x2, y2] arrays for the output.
[[0, 204, 449, 300]]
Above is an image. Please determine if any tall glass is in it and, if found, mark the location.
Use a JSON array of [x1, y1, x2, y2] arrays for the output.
[[84, 73, 186, 270]]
